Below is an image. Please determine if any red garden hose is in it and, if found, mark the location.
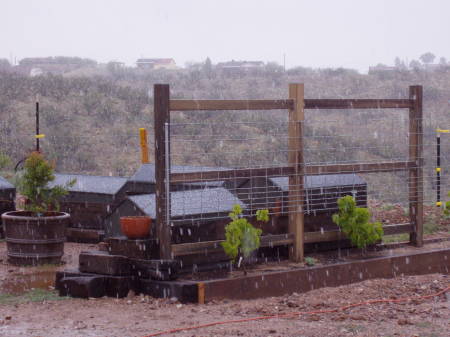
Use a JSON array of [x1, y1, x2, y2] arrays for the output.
[[142, 285, 449, 337]]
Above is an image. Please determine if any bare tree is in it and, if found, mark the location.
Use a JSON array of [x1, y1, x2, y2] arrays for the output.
[[419, 52, 436, 64]]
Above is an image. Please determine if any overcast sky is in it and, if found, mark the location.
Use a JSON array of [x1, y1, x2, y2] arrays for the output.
[[1, 0, 449, 72]]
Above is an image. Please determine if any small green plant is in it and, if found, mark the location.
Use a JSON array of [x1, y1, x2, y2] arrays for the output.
[[0, 152, 11, 170], [443, 192, 450, 218], [381, 203, 395, 211], [221, 204, 267, 264], [15, 152, 75, 214], [0, 289, 67, 305], [332, 195, 383, 249], [304, 257, 317, 266]]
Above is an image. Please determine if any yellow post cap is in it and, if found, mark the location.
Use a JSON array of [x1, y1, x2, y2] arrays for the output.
[[436, 167, 441, 172], [436, 201, 442, 207], [436, 128, 450, 133]]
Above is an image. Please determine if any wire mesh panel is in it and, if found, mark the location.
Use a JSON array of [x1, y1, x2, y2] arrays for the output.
[[159, 85, 424, 261], [170, 109, 292, 221]]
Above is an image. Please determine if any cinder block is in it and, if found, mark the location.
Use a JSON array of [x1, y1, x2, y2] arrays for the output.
[[58, 276, 106, 298], [130, 259, 180, 280], [106, 236, 158, 259], [66, 227, 105, 243], [55, 269, 96, 290], [79, 251, 130, 276], [138, 278, 198, 303], [105, 275, 136, 298]]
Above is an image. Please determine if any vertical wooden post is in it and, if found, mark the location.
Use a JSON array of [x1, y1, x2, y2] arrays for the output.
[[154, 84, 172, 259], [139, 128, 150, 164], [288, 83, 305, 262], [409, 85, 423, 247]]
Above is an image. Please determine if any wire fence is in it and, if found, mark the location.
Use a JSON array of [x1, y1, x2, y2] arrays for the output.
[[165, 106, 435, 225], [1, 92, 448, 231]]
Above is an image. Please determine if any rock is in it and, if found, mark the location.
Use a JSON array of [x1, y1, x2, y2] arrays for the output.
[[74, 321, 87, 330], [397, 318, 412, 325]]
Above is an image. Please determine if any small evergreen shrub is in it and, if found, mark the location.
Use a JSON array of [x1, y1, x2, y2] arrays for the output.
[[15, 152, 75, 214], [332, 195, 383, 249], [221, 204, 268, 263], [304, 257, 317, 266], [443, 192, 450, 218]]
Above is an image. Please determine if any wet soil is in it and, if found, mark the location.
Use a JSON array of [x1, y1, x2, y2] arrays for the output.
[[0, 273, 448, 337], [0, 203, 448, 336], [0, 242, 94, 295]]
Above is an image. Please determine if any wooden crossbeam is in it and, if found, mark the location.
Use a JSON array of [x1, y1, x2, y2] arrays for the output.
[[305, 99, 412, 110], [304, 223, 413, 243], [171, 224, 413, 257], [169, 161, 416, 184], [169, 99, 413, 111], [170, 99, 293, 111], [172, 233, 294, 257]]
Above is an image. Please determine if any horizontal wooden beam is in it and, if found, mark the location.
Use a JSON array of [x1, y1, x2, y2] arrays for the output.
[[304, 223, 413, 244], [383, 223, 413, 235], [304, 99, 413, 110], [169, 99, 413, 112], [170, 161, 417, 184], [304, 161, 416, 175], [172, 223, 412, 256], [172, 233, 294, 257], [170, 99, 294, 111], [170, 166, 293, 184]]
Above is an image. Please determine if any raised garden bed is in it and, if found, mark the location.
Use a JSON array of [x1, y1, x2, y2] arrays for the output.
[[55, 238, 450, 303]]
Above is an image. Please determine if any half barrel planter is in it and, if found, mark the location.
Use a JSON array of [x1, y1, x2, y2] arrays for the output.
[[1, 211, 70, 266]]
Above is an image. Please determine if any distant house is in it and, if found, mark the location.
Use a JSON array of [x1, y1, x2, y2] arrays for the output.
[[216, 60, 264, 72], [29, 68, 44, 77], [368, 64, 397, 74], [18, 56, 97, 75], [107, 61, 125, 70], [136, 58, 177, 70]]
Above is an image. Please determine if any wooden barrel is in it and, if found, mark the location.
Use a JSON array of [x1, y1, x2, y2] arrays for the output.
[[1, 211, 69, 266]]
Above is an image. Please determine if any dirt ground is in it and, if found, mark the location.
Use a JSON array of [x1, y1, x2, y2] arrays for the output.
[[0, 241, 448, 337], [0, 272, 448, 337], [0, 202, 449, 337]]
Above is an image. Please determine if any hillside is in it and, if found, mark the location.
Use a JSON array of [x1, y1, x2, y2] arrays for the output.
[[1, 65, 449, 204]]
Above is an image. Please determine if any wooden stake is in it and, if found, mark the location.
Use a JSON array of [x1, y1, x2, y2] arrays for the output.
[[198, 282, 205, 304], [288, 83, 305, 262], [409, 85, 424, 247], [154, 84, 172, 259], [139, 128, 150, 164]]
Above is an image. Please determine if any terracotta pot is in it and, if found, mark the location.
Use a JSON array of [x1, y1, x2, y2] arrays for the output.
[[120, 216, 151, 239]]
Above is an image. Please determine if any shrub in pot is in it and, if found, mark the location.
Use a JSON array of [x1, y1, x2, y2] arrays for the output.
[[1, 152, 75, 266]]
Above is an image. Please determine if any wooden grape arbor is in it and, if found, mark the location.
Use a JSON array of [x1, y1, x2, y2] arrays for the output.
[[153, 83, 424, 262]]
